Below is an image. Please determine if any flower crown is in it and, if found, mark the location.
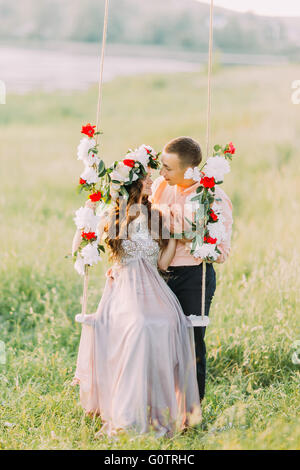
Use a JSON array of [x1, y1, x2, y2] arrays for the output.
[[107, 145, 160, 201]]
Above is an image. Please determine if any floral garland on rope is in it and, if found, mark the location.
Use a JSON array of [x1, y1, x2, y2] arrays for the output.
[[71, 123, 104, 276], [182, 142, 236, 262], [71, 123, 160, 276]]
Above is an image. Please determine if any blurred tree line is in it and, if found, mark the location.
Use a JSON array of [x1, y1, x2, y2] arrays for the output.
[[0, 0, 299, 58]]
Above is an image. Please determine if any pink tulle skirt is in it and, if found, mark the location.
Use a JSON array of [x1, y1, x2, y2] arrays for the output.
[[73, 257, 201, 437]]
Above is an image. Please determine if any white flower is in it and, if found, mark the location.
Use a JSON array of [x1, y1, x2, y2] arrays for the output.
[[207, 220, 226, 245], [74, 254, 85, 276], [184, 167, 201, 182], [74, 207, 100, 231], [77, 137, 96, 164], [185, 238, 218, 260], [193, 243, 218, 260], [80, 166, 99, 184], [111, 162, 131, 183], [204, 156, 230, 182], [85, 152, 100, 166], [136, 145, 148, 157], [134, 146, 150, 168], [81, 242, 101, 266], [74, 243, 102, 275], [110, 161, 140, 190]]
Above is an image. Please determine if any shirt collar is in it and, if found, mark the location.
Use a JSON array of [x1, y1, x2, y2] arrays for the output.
[[175, 180, 200, 195]]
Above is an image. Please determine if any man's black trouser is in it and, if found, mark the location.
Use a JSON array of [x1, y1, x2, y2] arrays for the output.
[[166, 263, 216, 400]]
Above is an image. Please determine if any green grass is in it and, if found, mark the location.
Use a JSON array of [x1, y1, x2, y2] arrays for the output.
[[0, 64, 299, 449]]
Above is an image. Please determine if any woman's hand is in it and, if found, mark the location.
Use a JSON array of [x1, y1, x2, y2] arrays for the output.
[[85, 199, 97, 211], [72, 228, 83, 257], [158, 238, 177, 271], [105, 267, 114, 280]]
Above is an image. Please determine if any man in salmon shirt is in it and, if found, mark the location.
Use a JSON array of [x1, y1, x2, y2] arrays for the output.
[[150, 136, 233, 402]]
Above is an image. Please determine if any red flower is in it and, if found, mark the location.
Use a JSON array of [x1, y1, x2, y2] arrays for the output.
[[145, 147, 151, 154], [200, 176, 215, 188], [81, 231, 96, 240], [224, 142, 235, 155], [204, 235, 217, 244], [79, 178, 87, 185], [209, 209, 218, 222], [123, 159, 135, 167], [89, 191, 102, 202], [81, 123, 96, 138]]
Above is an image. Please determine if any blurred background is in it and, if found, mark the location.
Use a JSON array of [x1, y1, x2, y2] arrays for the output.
[[1, 0, 300, 93], [0, 0, 299, 450]]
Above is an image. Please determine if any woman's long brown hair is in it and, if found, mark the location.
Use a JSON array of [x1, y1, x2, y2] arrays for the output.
[[104, 177, 169, 263]]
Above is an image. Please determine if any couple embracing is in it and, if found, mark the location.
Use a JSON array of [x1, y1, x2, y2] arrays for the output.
[[71, 136, 233, 438]]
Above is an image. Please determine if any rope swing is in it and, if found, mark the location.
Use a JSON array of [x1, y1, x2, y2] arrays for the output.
[[80, 0, 215, 325]]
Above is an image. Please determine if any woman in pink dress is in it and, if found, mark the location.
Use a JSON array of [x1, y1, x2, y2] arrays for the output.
[[71, 164, 201, 438]]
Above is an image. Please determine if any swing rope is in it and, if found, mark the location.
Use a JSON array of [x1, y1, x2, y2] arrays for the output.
[[201, 0, 214, 321], [95, 0, 110, 146], [81, 0, 110, 316]]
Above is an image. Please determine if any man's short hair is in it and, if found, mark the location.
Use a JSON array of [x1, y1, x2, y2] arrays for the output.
[[164, 136, 202, 168]]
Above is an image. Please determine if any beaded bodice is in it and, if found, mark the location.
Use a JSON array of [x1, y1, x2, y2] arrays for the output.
[[120, 213, 160, 267]]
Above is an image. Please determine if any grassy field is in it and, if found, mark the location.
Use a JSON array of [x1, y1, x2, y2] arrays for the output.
[[0, 64, 299, 450]]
